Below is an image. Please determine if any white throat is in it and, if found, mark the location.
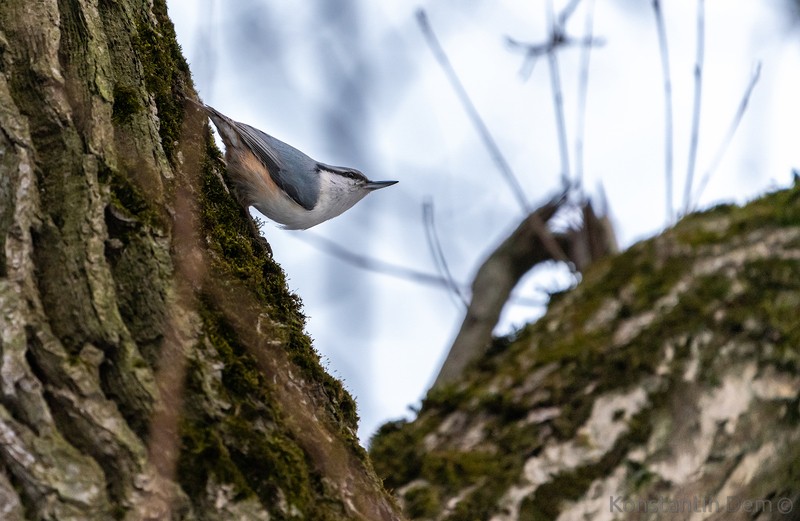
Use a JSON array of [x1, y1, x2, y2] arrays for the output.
[[252, 169, 368, 230]]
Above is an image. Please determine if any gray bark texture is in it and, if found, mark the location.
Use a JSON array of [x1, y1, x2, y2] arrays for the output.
[[371, 186, 800, 520], [0, 1, 403, 520]]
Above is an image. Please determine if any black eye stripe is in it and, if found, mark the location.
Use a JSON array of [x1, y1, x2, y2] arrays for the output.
[[316, 165, 368, 182]]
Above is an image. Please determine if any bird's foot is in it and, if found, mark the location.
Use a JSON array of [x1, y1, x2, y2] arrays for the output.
[[246, 215, 272, 257]]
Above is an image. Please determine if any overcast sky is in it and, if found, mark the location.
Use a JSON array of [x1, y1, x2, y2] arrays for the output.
[[167, 0, 800, 442]]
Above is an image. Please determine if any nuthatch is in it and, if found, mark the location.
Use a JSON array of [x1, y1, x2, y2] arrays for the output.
[[193, 101, 398, 230]]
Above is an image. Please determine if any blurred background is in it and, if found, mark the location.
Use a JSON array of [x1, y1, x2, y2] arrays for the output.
[[166, 0, 800, 442]]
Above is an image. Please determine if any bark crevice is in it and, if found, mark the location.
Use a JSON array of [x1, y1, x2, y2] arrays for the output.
[[0, 0, 404, 519]]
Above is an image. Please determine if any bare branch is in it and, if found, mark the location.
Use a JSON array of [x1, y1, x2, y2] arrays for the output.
[[416, 6, 581, 296], [423, 200, 469, 309], [546, 0, 572, 185], [416, 9, 531, 213], [549, 71, 570, 184], [558, 0, 584, 28], [683, 0, 705, 216], [506, 35, 604, 81], [290, 230, 550, 307], [574, 0, 597, 188], [434, 193, 568, 387], [652, 0, 675, 224], [507, 0, 604, 186], [434, 193, 617, 388], [692, 63, 762, 209], [293, 231, 469, 291]]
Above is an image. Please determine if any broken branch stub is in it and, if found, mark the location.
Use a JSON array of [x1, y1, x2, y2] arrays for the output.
[[433, 195, 616, 388]]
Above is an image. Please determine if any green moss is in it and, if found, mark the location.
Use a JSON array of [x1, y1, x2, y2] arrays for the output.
[[132, 0, 190, 163], [101, 165, 163, 231], [549, 394, 593, 440], [371, 409, 535, 518], [695, 202, 737, 217], [227, 418, 313, 510], [630, 255, 685, 312], [178, 303, 322, 517], [404, 485, 440, 519], [416, 448, 518, 520], [447, 480, 513, 521], [625, 459, 659, 491], [741, 258, 800, 371], [200, 301, 276, 397], [111, 83, 142, 124], [421, 451, 501, 494], [371, 184, 800, 520], [420, 384, 470, 414], [181, 126, 366, 514], [534, 329, 609, 366], [519, 474, 590, 520], [675, 181, 800, 247], [733, 429, 800, 516], [519, 407, 654, 520], [369, 420, 425, 490], [196, 137, 359, 434], [735, 181, 800, 228], [478, 391, 530, 421], [178, 412, 255, 501]]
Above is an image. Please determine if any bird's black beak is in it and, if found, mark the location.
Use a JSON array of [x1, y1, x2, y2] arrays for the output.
[[366, 180, 399, 190]]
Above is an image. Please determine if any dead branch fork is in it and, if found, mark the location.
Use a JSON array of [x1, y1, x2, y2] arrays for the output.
[[433, 192, 616, 387]]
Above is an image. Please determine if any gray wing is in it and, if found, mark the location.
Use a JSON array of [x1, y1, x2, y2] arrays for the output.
[[234, 122, 321, 211], [198, 103, 321, 211]]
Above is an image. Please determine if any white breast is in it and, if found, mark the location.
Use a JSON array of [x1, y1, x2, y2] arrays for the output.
[[252, 170, 369, 230]]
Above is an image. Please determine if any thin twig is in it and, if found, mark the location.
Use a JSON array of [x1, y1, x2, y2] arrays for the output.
[[507, 34, 602, 80], [507, 0, 604, 185], [546, 0, 571, 185], [290, 231, 546, 307], [652, 0, 674, 224], [416, 9, 531, 213], [683, 0, 705, 216], [558, 0, 584, 27], [423, 200, 469, 309], [418, 8, 571, 266], [507, 34, 602, 55], [574, 0, 597, 188], [434, 193, 570, 387], [295, 231, 459, 289], [692, 63, 762, 209], [547, 56, 571, 186]]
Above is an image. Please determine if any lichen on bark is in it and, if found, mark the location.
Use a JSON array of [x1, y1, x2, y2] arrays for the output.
[[0, 0, 402, 519], [371, 183, 800, 521]]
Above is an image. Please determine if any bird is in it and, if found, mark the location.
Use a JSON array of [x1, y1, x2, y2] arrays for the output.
[[191, 100, 398, 230]]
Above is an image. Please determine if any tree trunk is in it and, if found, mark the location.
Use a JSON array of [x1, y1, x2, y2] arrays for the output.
[[0, 1, 403, 519], [371, 187, 800, 520]]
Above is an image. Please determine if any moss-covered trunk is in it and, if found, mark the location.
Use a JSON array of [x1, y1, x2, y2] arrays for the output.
[[371, 187, 800, 520], [0, 0, 402, 519]]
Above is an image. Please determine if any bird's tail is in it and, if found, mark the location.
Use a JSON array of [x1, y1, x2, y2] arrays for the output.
[[187, 99, 243, 149], [186, 98, 226, 123]]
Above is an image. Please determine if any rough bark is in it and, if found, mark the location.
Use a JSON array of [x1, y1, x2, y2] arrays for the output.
[[0, 1, 402, 519], [371, 185, 800, 520]]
